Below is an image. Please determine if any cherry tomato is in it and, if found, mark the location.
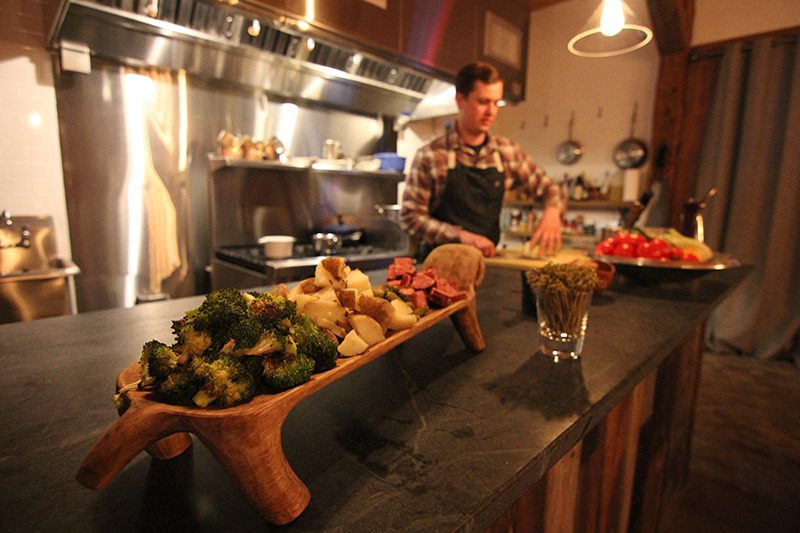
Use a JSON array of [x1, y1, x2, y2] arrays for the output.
[[680, 250, 700, 262], [595, 238, 616, 255], [616, 232, 636, 246], [650, 238, 669, 250], [636, 241, 662, 259], [627, 233, 647, 246], [664, 247, 682, 261], [612, 242, 635, 257]]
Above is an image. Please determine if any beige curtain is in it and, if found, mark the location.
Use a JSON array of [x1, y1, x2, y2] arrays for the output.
[[695, 34, 800, 363]]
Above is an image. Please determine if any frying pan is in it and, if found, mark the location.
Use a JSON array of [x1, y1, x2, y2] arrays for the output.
[[613, 102, 649, 169], [556, 111, 584, 165]]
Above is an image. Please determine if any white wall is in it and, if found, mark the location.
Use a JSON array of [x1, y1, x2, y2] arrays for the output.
[[0, 4, 71, 260], [494, 0, 659, 189], [693, 0, 800, 46]]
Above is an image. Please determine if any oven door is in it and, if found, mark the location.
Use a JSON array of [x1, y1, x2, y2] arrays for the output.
[[210, 258, 274, 291]]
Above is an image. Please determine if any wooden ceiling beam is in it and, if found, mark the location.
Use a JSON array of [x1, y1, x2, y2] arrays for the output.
[[529, 0, 570, 11], [647, 0, 695, 54], [646, 0, 697, 226]]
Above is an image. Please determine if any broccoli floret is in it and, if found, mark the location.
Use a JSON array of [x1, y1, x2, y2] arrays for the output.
[[262, 353, 315, 390], [158, 367, 203, 406], [231, 329, 292, 357], [171, 309, 213, 362], [192, 288, 264, 353], [139, 340, 178, 386], [249, 292, 297, 332], [238, 354, 265, 378], [191, 355, 259, 408], [292, 314, 339, 373], [131, 288, 328, 409]]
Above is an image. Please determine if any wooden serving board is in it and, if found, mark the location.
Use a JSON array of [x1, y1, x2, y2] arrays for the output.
[[485, 248, 591, 271], [76, 245, 485, 525]]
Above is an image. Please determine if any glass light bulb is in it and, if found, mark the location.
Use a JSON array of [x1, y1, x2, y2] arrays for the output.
[[600, 0, 625, 37]]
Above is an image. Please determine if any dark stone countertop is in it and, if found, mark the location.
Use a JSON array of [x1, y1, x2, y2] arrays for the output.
[[0, 266, 748, 532]]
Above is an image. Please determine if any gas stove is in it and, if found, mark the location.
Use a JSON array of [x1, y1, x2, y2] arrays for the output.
[[211, 244, 405, 290]]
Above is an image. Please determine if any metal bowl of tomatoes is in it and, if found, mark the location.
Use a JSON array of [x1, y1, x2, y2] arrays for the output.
[[592, 230, 740, 283]]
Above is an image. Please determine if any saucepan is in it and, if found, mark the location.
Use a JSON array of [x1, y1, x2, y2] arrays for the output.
[[374, 203, 401, 223], [613, 103, 648, 169], [556, 111, 585, 165], [312, 217, 364, 255], [311, 232, 342, 255]]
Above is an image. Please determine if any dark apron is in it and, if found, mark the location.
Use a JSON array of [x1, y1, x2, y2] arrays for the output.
[[419, 151, 505, 260]]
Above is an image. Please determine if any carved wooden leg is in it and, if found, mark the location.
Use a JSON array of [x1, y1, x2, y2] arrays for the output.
[[192, 407, 311, 525], [76, 402, 184, 489], [146, 432, 193, 460], [451, 297, 485, 352]]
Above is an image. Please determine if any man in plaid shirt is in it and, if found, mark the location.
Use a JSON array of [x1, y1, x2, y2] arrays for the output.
[[399, 62, 565, 259]]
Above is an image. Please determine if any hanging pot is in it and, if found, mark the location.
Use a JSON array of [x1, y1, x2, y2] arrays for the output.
[[556, 111, 585, 165], [613, 102, 649, 169]]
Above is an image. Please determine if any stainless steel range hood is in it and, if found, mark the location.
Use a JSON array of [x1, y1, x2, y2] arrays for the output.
[[49, 0, 452, 118]]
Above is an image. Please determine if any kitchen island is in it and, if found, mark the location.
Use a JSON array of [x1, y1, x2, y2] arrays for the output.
[[0, 266, 747, 532]]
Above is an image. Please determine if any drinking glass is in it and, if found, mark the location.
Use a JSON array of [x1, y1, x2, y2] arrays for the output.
[[535, 288, 592, 362]]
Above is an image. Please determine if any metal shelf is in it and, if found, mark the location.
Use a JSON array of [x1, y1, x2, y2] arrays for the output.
[[208, 155, 403, 179], [503, 199, 633, 210]]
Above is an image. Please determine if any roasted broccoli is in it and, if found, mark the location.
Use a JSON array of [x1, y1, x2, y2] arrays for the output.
[[262, 352, 315, 390], [171, 309, 213, 363], [158, 366, 203, 406], [192, 288, 264, 353], [191, 355, 260, 408], [292, 314, 338, 373], [249, 292, 298, 332], [130, 287, 340, 408], [229, 329, 289, 357], [139, 340, 179, 386]]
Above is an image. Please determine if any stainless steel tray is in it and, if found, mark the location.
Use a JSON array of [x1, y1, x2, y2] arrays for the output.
[[592, 253, 741, 283]]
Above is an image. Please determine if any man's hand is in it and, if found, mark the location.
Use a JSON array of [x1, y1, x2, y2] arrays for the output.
[[458, 229, 496, 257], [530, 205, 562, 256]]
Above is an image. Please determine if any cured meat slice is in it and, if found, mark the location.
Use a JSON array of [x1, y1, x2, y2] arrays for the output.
[[399, 287, 415, 298], [394, 257, 415, 269], [410, 273, 435, 290], [410, 290, 428, 309], [387, 263, 410, 280], [429, 285, 466, 307]]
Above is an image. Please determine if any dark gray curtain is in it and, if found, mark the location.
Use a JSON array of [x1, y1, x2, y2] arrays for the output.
[[696, 34, 800, 363]]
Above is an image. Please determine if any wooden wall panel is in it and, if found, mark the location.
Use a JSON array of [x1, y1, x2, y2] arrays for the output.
[[629, 323, 706, 531], [543, 443, 582, 533], [485, 471, 547, 533], [485, 370, 658, 533]]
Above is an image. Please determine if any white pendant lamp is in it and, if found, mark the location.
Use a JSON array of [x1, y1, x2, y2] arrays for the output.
[[568, 0, 654, 57]]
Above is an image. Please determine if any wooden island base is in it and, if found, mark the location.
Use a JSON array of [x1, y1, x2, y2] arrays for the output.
[[488, 323, 705, 533]]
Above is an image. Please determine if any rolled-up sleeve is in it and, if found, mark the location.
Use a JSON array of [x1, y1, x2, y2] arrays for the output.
[[500, 139, 565, 212]]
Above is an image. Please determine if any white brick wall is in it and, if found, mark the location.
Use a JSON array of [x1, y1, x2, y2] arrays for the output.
[[0, 0, 72, 259]]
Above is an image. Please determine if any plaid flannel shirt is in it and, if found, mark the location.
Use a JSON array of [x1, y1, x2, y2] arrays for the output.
[[399, 128, 564, 245]]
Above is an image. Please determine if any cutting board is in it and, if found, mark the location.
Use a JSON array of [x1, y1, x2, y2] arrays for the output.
[[485, 248, 591, 271]]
